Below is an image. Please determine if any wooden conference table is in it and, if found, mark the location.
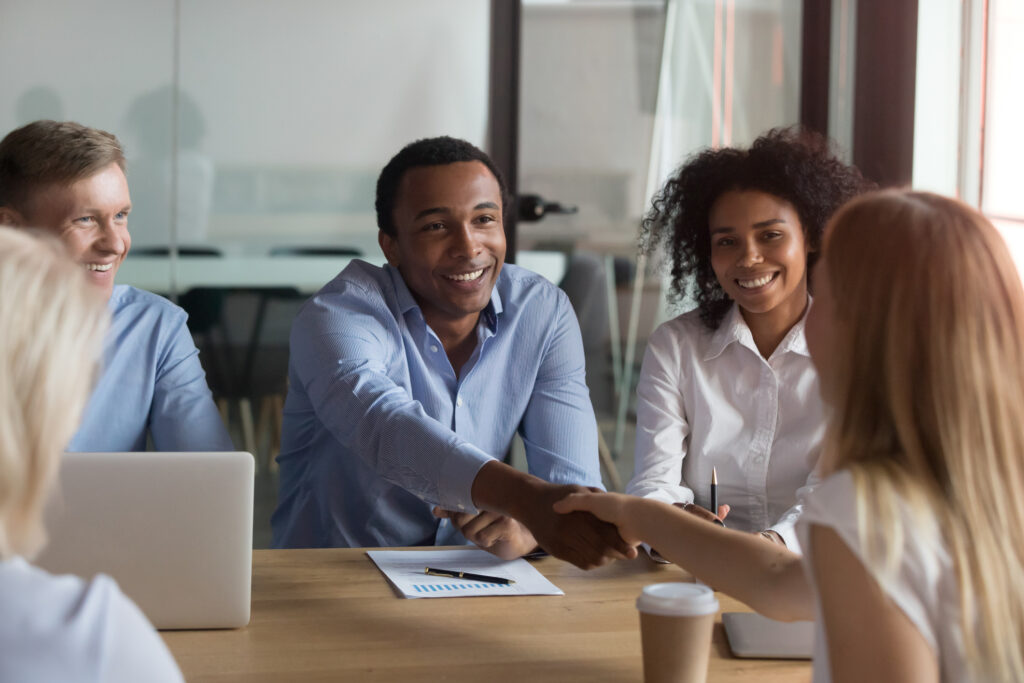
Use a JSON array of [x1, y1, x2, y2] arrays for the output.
[[161, 548, 811, 682]]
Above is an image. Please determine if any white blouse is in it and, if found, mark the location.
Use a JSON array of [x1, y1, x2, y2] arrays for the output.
[[798, 471, 966, 682], [0, 557, 184, 683], [626, 303, 823, 549]]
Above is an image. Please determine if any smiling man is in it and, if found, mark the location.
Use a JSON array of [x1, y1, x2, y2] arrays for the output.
[[0, 120, 232, 452], [272, 136, 634, 568]]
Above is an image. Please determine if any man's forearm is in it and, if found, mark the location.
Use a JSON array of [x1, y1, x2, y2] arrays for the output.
[[470, 460, 542, 519]]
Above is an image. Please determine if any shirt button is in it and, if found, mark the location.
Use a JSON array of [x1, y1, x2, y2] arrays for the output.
[[457, 504, 465, 511], [430, 344, 439, 352], [456, 396, 464, 407]]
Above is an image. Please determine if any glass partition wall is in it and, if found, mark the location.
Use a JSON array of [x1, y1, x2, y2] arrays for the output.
[[519, 0, 805, 479], [912, 0, 1024, 272], [1, 0, 492, 547], [3, 1, 489, 258], [3, 0, 809, 543], [10, 0, 1012, 547]]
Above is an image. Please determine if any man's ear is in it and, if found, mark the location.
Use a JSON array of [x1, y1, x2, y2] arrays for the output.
[[0, 206, 26, 227], [378, 230, 400, 267]]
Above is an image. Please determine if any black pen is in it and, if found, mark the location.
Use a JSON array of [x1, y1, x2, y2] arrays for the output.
[[424, 567, 515, 585], [710, 467, 725, 527]]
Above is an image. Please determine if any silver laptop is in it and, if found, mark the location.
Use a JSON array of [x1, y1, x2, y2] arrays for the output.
[[35, 451, 254, 630], [723, 612, 814, 659]]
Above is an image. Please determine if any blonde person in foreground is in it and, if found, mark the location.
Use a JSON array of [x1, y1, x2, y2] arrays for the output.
[[0, 228, 183, 682], [556, 190, 1024, 682]]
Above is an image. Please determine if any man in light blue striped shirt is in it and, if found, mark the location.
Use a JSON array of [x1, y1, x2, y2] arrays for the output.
[[272, 137, 634, 568], [0, 120, 231, 453]]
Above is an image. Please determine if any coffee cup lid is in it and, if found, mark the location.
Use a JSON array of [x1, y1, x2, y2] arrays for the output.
[[636, 582, 719, 617]]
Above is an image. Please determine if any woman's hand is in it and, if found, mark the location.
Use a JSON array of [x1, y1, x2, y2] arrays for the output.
[[552, 491, 645, 548]]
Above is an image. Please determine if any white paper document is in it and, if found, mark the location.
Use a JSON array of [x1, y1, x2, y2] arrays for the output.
[[367, 548, 564, 599]]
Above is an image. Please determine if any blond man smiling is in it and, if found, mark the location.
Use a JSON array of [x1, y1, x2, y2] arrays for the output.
[[0, 120, 231, 452]]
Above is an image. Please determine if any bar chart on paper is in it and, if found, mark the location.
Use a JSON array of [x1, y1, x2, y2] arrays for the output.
[[411, 581, 515, 594], [367, 548, 564, 599]]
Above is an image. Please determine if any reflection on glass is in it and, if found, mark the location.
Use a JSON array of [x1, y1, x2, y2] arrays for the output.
[[177, 0, 490, 259], [14, 86, 66, 124], [517, 1, 804, 468], [124, 85, 214, 249]]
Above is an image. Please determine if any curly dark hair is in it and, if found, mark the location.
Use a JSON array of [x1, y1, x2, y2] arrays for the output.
[[642, 126, 873, 329], [375, 135, 510, 237]]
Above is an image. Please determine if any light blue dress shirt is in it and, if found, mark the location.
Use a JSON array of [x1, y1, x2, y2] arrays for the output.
[[67, 285, 233, 452], [271, 261, 602, 549]]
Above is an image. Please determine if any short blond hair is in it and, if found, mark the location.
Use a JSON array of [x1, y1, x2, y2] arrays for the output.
[[821, 190, 1024, 681], [0, 120, 126, 211], [0, 227, 109, 559]]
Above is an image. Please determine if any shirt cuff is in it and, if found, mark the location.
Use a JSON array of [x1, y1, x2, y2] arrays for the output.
[[436, 441, 495, 515], [640, 488, 693, 507], [642, 544, 672, 564], [768, 521, 801, 554]]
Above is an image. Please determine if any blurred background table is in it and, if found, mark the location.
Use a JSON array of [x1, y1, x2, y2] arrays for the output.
[[116, 251, 569, 465], [117, 250, 567, 293]]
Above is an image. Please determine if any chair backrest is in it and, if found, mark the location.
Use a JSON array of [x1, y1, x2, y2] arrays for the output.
[[268, 246, 362, 257], [131, 245, 223, 257]]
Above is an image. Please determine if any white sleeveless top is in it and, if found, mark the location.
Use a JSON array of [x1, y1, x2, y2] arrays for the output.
[[797, 471, 969, 682], [0, 557, 184, 683]]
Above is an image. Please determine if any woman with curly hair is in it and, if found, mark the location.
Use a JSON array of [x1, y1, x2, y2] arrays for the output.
[[625, 127, 870, 551]]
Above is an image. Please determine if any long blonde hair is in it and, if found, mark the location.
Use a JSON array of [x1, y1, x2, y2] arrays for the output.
[[0, 227, 108, 560], [820, 190, 1024, 680]]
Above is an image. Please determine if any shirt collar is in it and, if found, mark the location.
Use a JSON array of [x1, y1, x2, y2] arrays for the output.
[[483, 277, 503, 331], [387, 263, 503, 332], [705, 303, 749, 361], [387, 264, 420, 316], [704, 297, 812, 361], [781, 301, 811, 357]]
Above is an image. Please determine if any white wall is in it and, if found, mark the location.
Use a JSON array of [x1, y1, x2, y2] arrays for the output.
[[177, 1, 488, 166], [0, 1, 489, 255]]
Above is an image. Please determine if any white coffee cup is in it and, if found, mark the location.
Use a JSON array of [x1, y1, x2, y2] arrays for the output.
[[636, 582, 719, 683]]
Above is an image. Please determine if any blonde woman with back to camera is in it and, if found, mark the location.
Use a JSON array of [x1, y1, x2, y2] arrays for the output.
[[557, 190, 1024, 681], [0, 228, 183, 682]]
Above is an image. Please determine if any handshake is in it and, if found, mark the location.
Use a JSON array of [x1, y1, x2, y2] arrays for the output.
[[435, 481, 639, 570], [434, 461, 730, 570]]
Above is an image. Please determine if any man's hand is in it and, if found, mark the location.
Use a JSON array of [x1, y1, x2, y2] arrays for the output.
[[432, 507, 538, 560], [520, 484, 638, 569], [516, 483, 634, 569], [470, 461, 638, 571]]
